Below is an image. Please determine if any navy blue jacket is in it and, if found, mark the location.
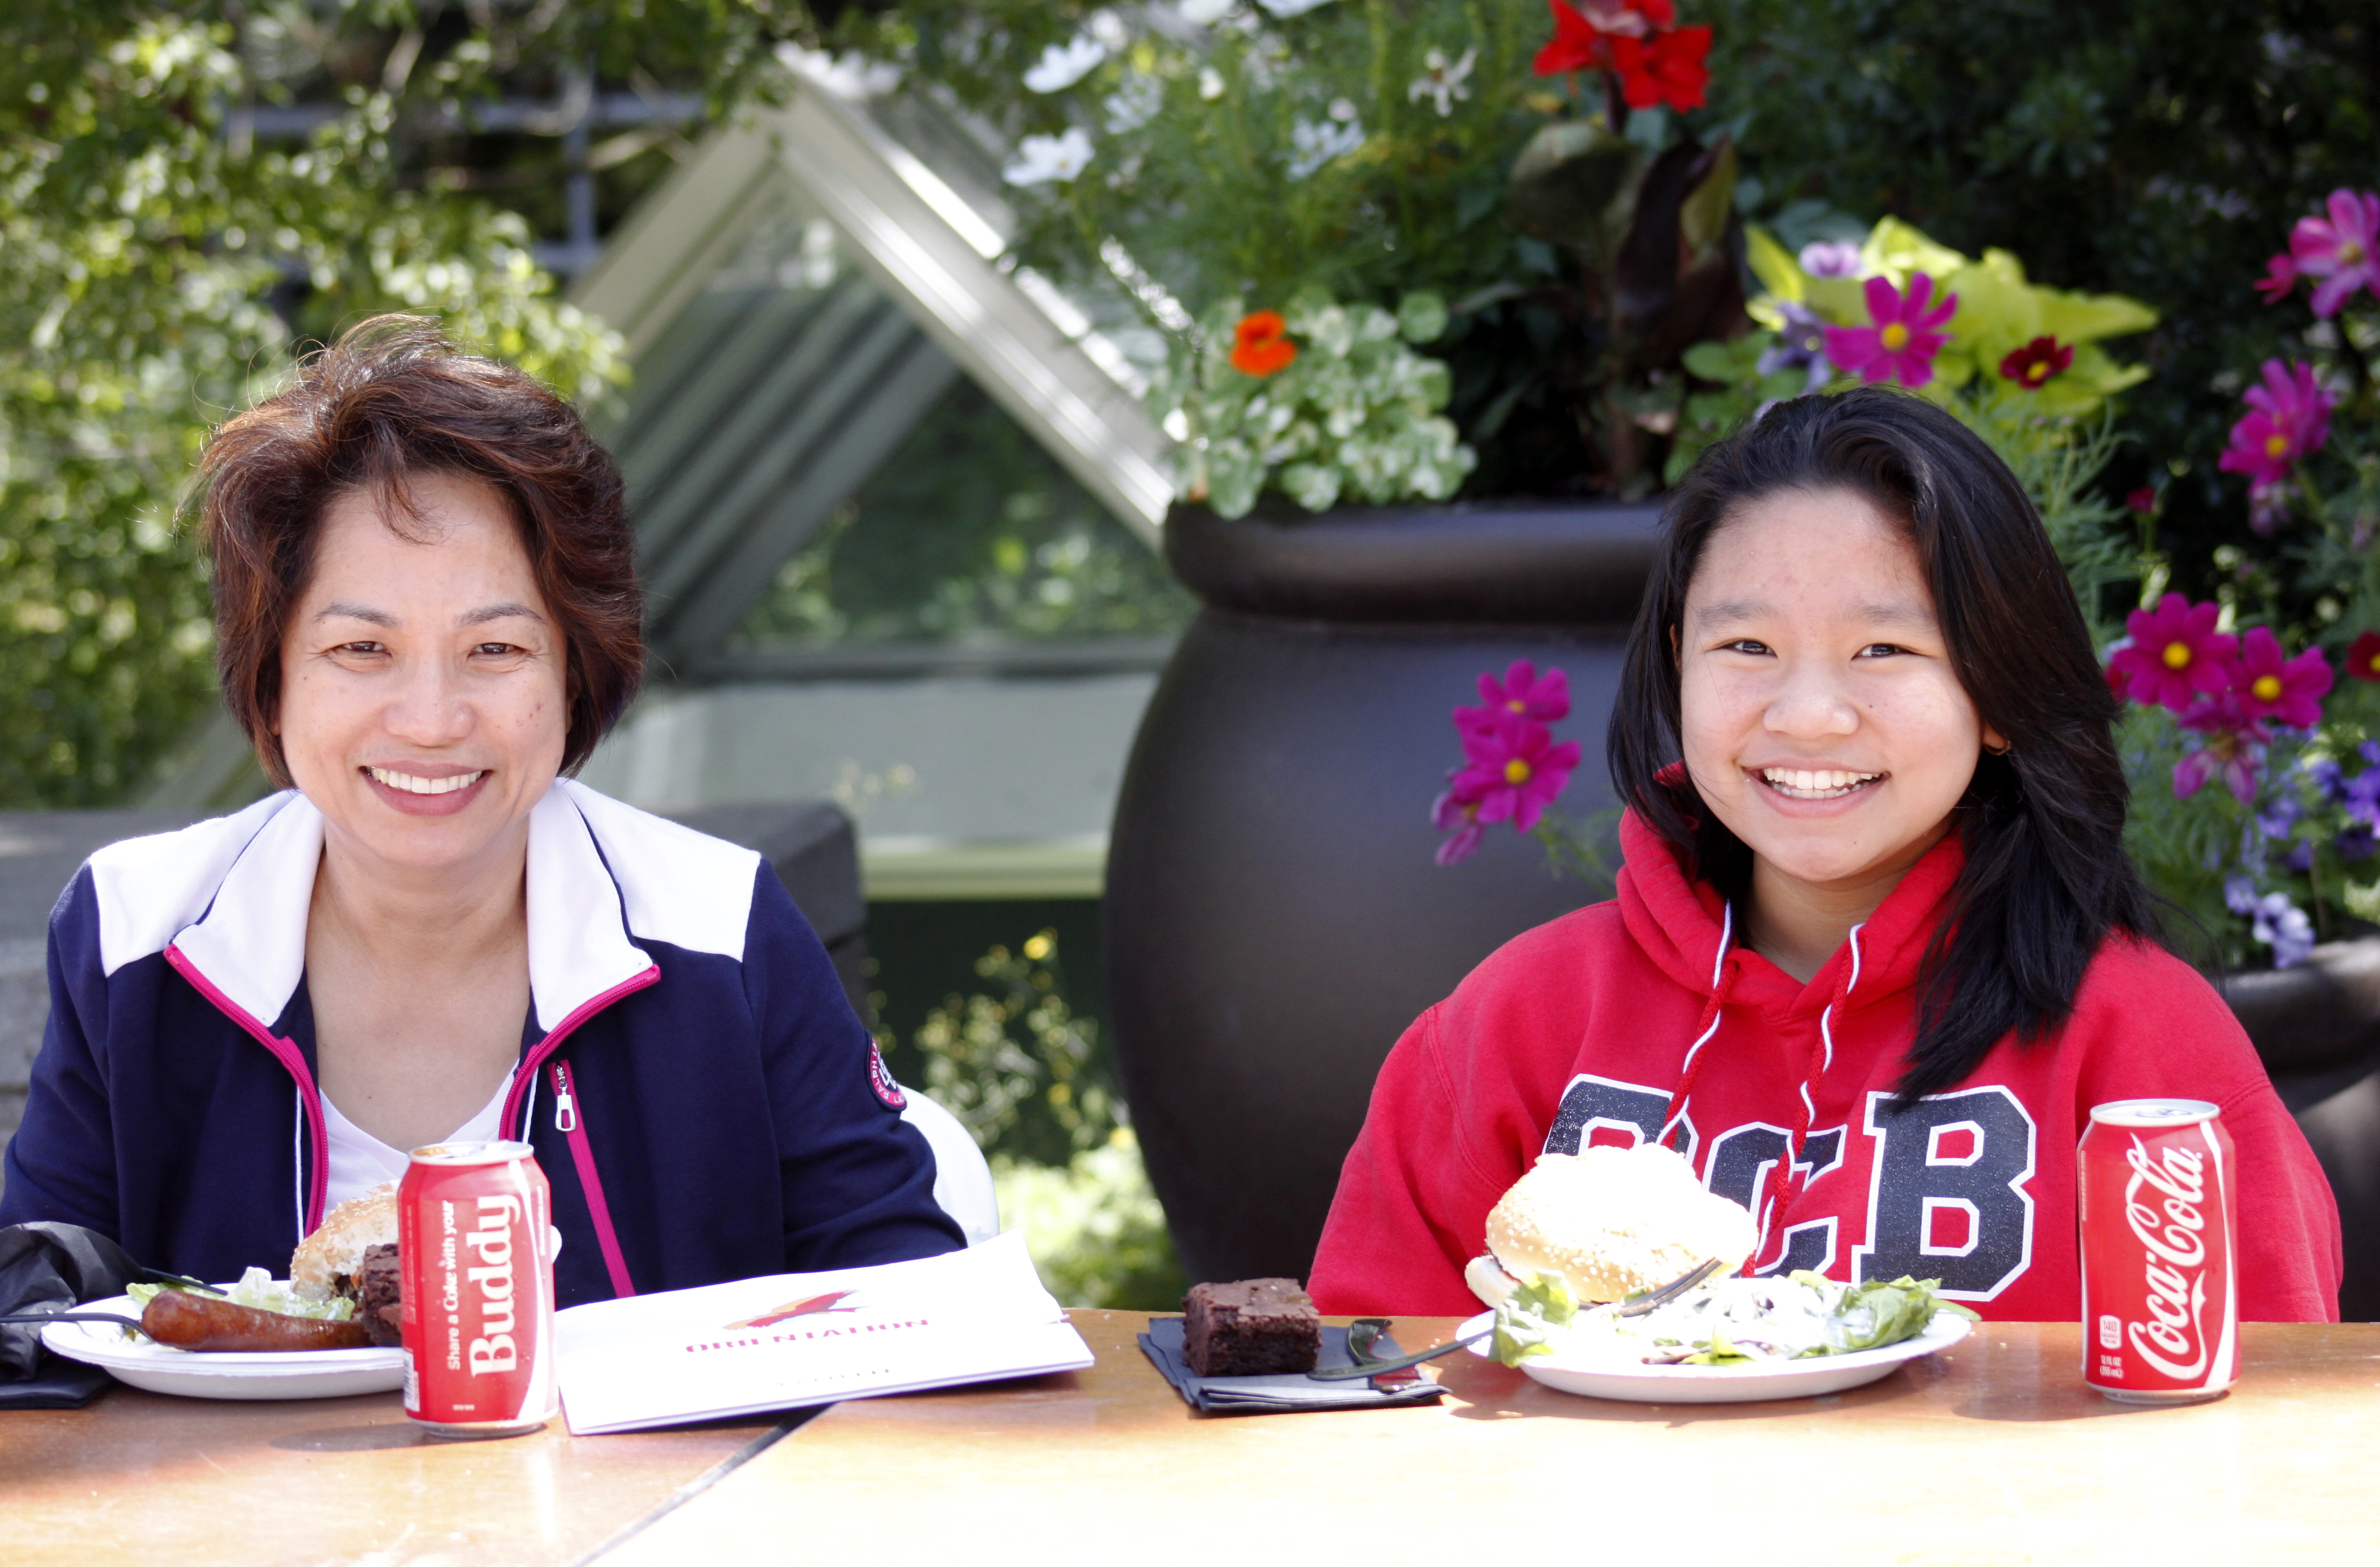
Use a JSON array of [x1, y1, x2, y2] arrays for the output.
[[0, 780, 964, 1307]]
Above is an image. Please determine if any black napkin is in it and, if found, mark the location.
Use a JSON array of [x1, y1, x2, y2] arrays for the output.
[[0, 1222, 144, 1409], [1138, 1317, 1447, 1416]]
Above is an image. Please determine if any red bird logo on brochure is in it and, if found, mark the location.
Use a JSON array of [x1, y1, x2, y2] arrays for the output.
[[726, 1290, 861, 1330]]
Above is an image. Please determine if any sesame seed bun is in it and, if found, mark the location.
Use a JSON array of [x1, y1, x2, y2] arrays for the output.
[[1474, 1144, 1758, 1307], [290, 1183, 399, 1300]]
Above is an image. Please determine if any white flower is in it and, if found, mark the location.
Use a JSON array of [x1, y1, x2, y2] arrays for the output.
[[1104, 73, 1164, 132], [1024, 35, 1108, 93], [1087, 10, 1131, 49], [1327, 97, 1358, 122], [1003, 127, 1096, 185], [1178, 0, 1235, 21], [1257, 0, 1338, 15], [776, 44, 904, 100], [1406, 47, 1475, 117], [1198, 67, 1227, 99], [1286, 116, 1364, 178]]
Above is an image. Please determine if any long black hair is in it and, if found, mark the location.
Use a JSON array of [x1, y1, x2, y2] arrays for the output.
[[1607, 387, 2160, 1098]]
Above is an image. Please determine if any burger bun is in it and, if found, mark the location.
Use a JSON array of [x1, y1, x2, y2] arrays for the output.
[[1475, 1143, 1757, 1307], [291, 1183, 399, 1300]]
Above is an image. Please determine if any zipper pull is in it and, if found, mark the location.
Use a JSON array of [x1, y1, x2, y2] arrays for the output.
[[552, 1062, 577, 1133]]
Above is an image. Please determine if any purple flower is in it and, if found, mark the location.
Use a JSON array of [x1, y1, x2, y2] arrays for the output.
[[2288, 188, 2380, 319], [2251, 890, 2315, 967], [1431, 785, 1488, 866], [1799, 239, 1863, 279], [2337, 823, 2376, 862], [2231, 627, 2332, 729], [1824, 274, 1958, 389], [1470, 659, 1572, 724], [2224, 875, 2261, 917], [2286, 841, 2316, 873], [2176, 694, 2270, 803], [2258, 790, 2302, 840], [2309, 758, 2348, 804], [2109, 594, 2237, 712], [1450, 709, 1581, 833], [2344, 767, 2380, 828], [2219, 359, 2333, 489], [1756, 302, 1833, 392]]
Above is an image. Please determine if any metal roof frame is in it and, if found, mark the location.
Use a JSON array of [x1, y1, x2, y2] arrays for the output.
[[573, 81, 1170, 667]]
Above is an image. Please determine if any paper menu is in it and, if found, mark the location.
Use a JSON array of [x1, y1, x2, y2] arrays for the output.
[[552, 1232, 1094, 1434]]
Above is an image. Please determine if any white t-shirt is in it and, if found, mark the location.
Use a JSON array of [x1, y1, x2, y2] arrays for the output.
[[322, 1069, 516, 1211]]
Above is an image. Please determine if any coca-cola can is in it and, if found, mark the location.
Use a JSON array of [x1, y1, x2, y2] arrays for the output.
[[2078, 1099, 2237, 1404], [398, 1140, 558, 1438]]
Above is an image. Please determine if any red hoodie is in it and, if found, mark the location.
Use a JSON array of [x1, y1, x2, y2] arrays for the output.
[[1311, 812, 2342, 1322]]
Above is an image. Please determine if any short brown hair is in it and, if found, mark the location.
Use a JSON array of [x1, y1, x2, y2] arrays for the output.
[[193, 315, 642, 787]]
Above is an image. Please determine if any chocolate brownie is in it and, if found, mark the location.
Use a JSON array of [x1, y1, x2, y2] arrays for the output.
[[358, 1242, 403, 1348], [1181, 1277, 1319, 1376]]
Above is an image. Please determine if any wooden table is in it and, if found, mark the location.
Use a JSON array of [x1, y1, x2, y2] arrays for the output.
[[6, 1314, 2378, 1565]]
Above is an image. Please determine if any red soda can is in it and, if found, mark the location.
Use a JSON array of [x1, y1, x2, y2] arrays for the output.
[[397, 1140, 559, 1438], [2078, 1099, 2237, 1404]]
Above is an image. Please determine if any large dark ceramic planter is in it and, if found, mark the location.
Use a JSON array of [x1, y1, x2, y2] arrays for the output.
[[1104, 499, 1662, 1283], [2221, 939, 2380, 1321]]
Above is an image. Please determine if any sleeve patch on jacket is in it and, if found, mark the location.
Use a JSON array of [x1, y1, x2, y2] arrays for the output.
[[867, 1042, 908, 1109]]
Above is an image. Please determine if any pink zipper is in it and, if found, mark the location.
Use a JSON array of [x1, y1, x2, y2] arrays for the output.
[[167, 946, 331, 1238], [550, 1060, 637, 1299], [497, 965, 659, 1301]]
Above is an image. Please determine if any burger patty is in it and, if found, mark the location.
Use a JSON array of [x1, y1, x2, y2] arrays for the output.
[[358, 1243, 403, 1348]]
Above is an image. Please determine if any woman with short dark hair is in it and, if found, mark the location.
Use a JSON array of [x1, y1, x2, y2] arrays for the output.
[[1312, 387, 2342, 1322], [1, 316, 965, 1303]]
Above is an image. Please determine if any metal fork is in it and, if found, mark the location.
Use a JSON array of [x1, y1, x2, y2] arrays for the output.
[[1303, 1256, 1728, 1382]]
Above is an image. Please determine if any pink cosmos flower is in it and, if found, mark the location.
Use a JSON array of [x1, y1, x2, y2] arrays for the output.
[[2288, 188, 2380, 318], [1468, 659, 1572, 725], [1824, 273, 1957, 389], [2230, 627, 2332, 728], [2176, 694, 2271, 804], [1450, 709, 1581, 833], [2107, 594, 2238, 713], [1431, 785, 1489, 866], [2219, 359, 2332, 488], [2253, 251, 2299, 305]]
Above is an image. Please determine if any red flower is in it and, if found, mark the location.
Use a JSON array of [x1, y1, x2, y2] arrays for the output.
[[1229, 311, 1296, 377], [2346, 631, 2380, 683], [2124, 487, 2158, 515], [1608, 26, 1711, 110], [1533, 0, 1678, 77], [1998, 335, 2074, 390]]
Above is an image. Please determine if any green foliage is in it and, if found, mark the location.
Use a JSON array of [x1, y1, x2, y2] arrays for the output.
[[1744, 216, 2158, 416], [1701, 0, 2378, 610], [901, 928, 1119, 1169], [1666, 333, 1805, 484], [881, 926, 1184, 1310], [993, 1133, 1186, 1311], [0, 1, 661, 804], [837, 0, 1747, 503], [735, 380, 1191, 646], [1168, 289, 1474, 517]]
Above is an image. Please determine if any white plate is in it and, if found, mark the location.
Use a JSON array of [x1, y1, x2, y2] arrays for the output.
[[41, 1290, 405, 1402], [1460, 1307, 1971, 1404]]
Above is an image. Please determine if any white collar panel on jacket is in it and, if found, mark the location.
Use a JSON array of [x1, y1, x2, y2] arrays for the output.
[[91, 779, 763, 1035]]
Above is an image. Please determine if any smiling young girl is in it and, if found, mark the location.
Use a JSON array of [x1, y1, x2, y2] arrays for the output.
[[1311, 388, 2342, 1321]]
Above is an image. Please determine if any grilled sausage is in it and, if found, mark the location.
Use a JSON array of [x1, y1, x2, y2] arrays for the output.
[[141, 1289, 374, 1352]]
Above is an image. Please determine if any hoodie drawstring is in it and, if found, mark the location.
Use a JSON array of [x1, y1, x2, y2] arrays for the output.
[[1657, 904, 1735, 1151]]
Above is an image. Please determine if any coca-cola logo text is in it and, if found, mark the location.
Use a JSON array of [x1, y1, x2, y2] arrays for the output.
[[464, 1194, 523, 1376], [2122, 1136, 2211, 1380]]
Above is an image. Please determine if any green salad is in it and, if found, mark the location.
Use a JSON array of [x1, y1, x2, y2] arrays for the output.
[[126, 1266, 356, 1322], [1492, 1270, 1977, 1369]]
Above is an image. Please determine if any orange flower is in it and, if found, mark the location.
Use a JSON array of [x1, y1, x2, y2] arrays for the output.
[[1230, 311, 1297, 377]]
